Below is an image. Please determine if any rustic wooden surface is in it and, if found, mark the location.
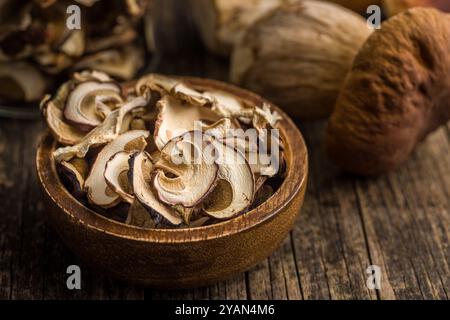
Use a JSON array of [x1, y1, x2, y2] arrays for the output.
[[0, 49, 449, 300]]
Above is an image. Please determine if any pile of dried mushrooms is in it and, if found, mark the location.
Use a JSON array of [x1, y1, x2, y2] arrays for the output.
[[0, 0, 151, 103], [42, 70, 287, 229]]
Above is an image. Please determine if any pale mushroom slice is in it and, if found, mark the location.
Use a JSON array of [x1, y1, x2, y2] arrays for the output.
[[202, 138, 255, 220], [73, 46, 144, 80], [104, 151, 134, 204], [153, 131, 219, 208], [53, 94, 149, 162], [203, 90, 253, 121], [129, 151, 183, 226], [126, 199, 156, 228], [42, 95, 86, 146], [84, 130, 149, 208], [64, 81, 123, 131], [135, 73, 179, 96], [154, 95, 221, 150]]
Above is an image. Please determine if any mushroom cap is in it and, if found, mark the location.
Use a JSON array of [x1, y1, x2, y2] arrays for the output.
[[230, 1, 372, 119], [326, 8, 450, 176], [383, 0, 450, 16]]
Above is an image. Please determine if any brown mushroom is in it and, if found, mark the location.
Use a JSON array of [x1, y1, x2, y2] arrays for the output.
[[326, 8, 450, 176], [230, 1, 373, 119]]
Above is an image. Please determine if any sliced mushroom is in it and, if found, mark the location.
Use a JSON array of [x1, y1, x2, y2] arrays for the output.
[[73, 46, 144, 80], [154, 95, 221, 149], [84, 130, 149, 208], [135, 73, 179, 96], [57, 157, 89, 198], [53, 94, 149, 162], [41, 95, 86, 146], [104, 151, 134, 203], [73, 70, 113, 83], [203, 90, 253, 121], [153, 131, 219, 207], [64, 81, 123, 131], [0, 62, 47, 102], [172, 83, 214, 106], [202, 138, 255, 219], [126, 199, 156, 228], [253, 103, 282, 131], [129, 151, 183, 226]]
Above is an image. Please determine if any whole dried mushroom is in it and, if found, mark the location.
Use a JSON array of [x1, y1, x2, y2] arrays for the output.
[[44, 70, 285, 229], [191, 0, 295, 57], [383, 0, 450, 16], [326, 8, 450, 176], [230, 1, 373, 119], [0, 0, 150, 103]]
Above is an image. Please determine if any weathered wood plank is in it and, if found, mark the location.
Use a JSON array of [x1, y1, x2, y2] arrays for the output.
[[291, 122, 377, 300], [355, 128, 450, 300]]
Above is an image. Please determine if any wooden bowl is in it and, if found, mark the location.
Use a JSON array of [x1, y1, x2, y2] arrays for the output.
[[36, 77, 308, 288]]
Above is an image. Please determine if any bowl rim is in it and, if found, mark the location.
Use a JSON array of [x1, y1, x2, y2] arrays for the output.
[[36, 76, 308, 243]]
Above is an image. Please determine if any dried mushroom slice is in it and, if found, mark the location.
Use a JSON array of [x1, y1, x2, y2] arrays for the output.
[[153, 131, 219, 208], [84, 130, 149, 208], [53, 94, 149, 162], [64, 81, 123, 131], [125, 199, 156, 228], [154, 95, 221, 150], [0, 62, 47, 102], [135, 73, 179, 96], [41, 95, 86, 146], [129, 151, 183, 226], [73, 46, 144, 80], [253, 103, 282, 131], [172, 83, 214, 106], [73, 70, 113, 83], [203, 138, 255, 219], [203, 90, 253, 121], [104, 151, 134, 203], [57, 157, 89, 198]]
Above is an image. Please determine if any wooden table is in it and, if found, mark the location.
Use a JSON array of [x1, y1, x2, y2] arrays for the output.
[[0, 52, 449, 300]]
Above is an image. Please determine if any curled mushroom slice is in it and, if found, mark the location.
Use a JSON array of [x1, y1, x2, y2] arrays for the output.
[[0, 62, 47, 102], [64, 81, 123, 131], [129, 151, 183, 226], [57, 157, 89, 198], [104, 151, 134, 204], [172, 83, 214, 106], [203, 90, 253, 121], [53, 94, 149, 162], [202, 139, 255, 219], [73, 70, 113, 83], [154, 95, 221, 150], [84, 130, 149, 208], [153, 131, 219, 207], [253, 103, 282, 131], [73, 46, 144, 80], [42, 95, 86, 146], [126, 199, 156, 228], [135, 73, 179, 96]]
